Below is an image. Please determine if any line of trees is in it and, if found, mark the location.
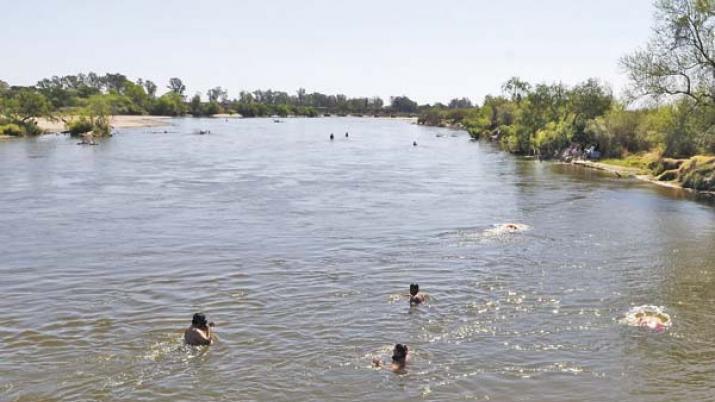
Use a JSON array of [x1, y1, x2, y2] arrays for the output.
[[0, 73, 447, 137]]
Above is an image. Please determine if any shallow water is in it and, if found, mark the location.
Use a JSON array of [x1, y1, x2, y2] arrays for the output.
[[1, 117, 714, 401]]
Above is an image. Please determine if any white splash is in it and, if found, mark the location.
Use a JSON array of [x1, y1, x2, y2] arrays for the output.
[[621, 305, 672, 332]]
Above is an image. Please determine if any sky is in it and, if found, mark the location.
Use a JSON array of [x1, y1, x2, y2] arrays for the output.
[[0, 0, 655, 104]]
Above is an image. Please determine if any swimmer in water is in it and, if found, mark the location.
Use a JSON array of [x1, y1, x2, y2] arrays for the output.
[[184, 313, 215, 346], [372, 344, 410, 372], [408, 283, 426, 305], [330, 133, 334, 140], [345, 132, 349, 138], [622, 306, 671, 332]]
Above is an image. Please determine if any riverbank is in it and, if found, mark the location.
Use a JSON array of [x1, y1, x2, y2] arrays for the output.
[[35, 115, 172, 133], [570, 157, 715, 198]]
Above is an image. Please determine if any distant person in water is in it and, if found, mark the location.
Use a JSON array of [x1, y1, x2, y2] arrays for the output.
[[408, 283, 426, 305], [373, 344, 410, 372], [184, 313, 214, 346], [413, 141, 417, 146], [330, 133, 334, 140], [345, 132, 349, 138]]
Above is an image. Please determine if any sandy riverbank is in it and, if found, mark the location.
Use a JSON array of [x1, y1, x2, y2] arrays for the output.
[[35, 115, 172, 133]]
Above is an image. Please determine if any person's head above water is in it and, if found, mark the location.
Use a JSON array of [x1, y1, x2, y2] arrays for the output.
[[410, 283, 419, 296], [192, 312, 208, 329], [392, 344, 408, 362]]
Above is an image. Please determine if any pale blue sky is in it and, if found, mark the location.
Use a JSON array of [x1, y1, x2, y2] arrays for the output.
[[0, 0, 654, 104]]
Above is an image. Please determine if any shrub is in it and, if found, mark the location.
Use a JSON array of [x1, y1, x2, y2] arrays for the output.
[[67, 117, 94, 135], [0, 123, 24, 136]]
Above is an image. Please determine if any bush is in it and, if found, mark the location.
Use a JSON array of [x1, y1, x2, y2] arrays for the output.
[[532, 119, 574, 157], [0, 123, 24, 136], [67, 118, 94, 135]]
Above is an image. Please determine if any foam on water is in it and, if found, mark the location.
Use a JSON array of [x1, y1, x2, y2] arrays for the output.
[[620, 305, 672, 332]]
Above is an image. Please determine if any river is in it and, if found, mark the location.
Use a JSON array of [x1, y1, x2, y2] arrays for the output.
[[1, 117, 714, 401]]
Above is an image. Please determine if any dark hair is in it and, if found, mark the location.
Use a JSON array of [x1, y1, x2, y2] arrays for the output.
[[192, 313, 208, 328], [409, 283, 419, 296], [392, 344, 408, 362]]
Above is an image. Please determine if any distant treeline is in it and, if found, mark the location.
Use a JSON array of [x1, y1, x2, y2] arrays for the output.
[[0, 72, 458, 137]]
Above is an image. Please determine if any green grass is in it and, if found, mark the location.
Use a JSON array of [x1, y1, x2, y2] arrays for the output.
[[599, 156, 648, 172]]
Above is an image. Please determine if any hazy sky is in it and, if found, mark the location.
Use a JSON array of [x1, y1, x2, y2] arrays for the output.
[[0, 0, 654, 104]]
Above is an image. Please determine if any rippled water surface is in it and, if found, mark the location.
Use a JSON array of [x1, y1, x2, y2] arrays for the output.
[[1, 118, 714, 401]]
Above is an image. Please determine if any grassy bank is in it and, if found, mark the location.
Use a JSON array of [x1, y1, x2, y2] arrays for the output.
[[557, 151, 712, 196]]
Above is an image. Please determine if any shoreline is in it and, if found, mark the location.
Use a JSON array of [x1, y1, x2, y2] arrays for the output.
[[35, 115, 172, 133], [569, 159, 715, 199]]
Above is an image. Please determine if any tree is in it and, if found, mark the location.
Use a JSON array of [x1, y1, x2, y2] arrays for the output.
[[622, 0, 715, 104], [390, 96, 418, 113], [167, 77, 186, 96], [189, 93, 203, 116], [207, 86, 227, 103], [123, 81, 149, 113], [144, 80, 157, 98], [569, 78, 613, 120], [103, 73, 129, 93], [151, 92, 187, 116], [448, 97, 473, 109], [5, 89, 52, 122], [502, 77, 532, 102]]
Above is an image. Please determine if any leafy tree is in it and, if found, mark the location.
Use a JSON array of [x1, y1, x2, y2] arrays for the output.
[[5, 89, 52, 122], [151, 92, 187, 116], [144, 80, 158, 98], [448, 97, 473, 109], [389, 96, 418, 113], [622, 0, 715, 104], [207, 86, 228, 103], [502, 77, 532, 102], [189, 93, 203, 116], [167, 77, 186, 96]]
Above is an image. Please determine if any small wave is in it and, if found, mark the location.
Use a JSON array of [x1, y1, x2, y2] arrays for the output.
[[620, 305, 672, 332], [482, 223, 530, 237]]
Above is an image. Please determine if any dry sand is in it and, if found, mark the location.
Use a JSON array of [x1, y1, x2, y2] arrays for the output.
[[35, 115, 172, 133]]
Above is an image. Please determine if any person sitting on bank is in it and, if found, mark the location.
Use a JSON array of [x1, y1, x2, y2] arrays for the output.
[[372, 344, 410, 372], [184, 313, 214, 346]]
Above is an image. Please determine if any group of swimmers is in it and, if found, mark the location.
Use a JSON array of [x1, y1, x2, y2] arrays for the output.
[[184, 283, 428, 372], [328, 131, 418, 146], [329, 132, 349, 140], [182, 262, 672, 373]]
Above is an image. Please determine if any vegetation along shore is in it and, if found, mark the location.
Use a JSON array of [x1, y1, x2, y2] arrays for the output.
[[1, 0, 712, 195], [0, 72, 423, 140], [417, 0, 715, 195]]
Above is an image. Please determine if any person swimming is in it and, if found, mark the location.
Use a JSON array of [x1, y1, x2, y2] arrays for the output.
[[345, 132, 349, 138], [184, 313, 215, 346], [413, 141, 417, 146], [621, 305, 671, 332], [330, 133, 334, 140], [372, 344, 410, 372], [409, 283, 426, 305]]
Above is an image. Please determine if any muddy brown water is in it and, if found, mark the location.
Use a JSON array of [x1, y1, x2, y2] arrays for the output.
[[1, 117, 714, 401]]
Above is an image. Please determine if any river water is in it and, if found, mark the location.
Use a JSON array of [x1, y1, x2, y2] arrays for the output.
[[1, 117, 714, 401]]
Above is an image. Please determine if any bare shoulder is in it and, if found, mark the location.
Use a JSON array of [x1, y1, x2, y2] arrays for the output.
[[184, 326, 211, 346]]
